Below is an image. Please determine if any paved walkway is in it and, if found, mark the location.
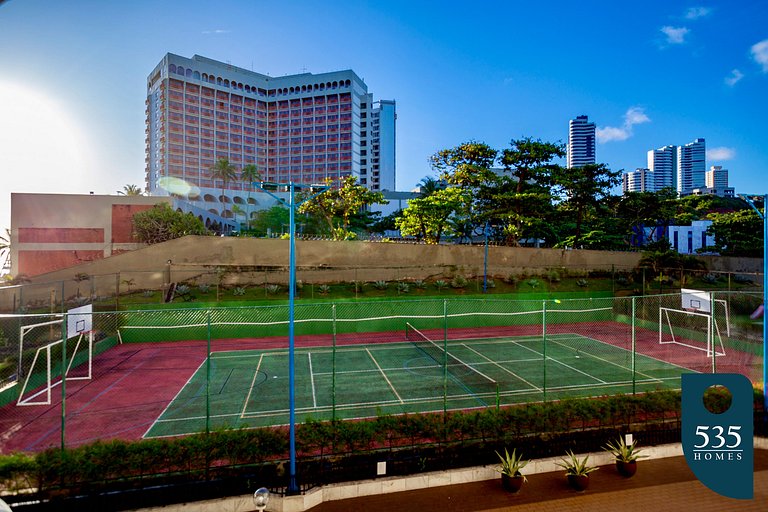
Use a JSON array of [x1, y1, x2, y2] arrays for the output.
[[306, 450, 768, 512]]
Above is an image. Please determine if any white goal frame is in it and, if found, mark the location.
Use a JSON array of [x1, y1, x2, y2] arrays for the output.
[[658, 306, 726, 358], [17, 321, 93, 407]]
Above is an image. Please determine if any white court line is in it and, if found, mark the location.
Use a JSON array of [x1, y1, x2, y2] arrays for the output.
[[462, 344, 542, 392], [510, 338, 606, 384], [547, 338, 663, 384], [365, 348, 403, 403], [308, 352, 317, 409], [240, 354, 264, 419], [143, 358, 207, 438]]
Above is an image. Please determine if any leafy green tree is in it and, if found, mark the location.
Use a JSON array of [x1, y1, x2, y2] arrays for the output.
[[239, 164, 262, 227], [430, 141, 498, 189], [369, 210, 402, 235], [249, 205, 290, 236], [493, 138, 565, 245], [429, 142, 497, 242], [706, 209, 763, 257], [552, 163, 622, 247], [396, 187, 467, 243], [119, 184, 144, 196], [209, 158, 238, 214], [298, 176, 386, 240], [615, 189, 677, 246], [132, 203, 209, 244]]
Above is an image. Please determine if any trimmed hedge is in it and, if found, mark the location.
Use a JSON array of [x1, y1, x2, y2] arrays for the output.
[[0, 387, 763, 510]]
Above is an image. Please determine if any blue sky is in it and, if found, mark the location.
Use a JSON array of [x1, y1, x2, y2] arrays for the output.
[[1, 0, 766, 235]]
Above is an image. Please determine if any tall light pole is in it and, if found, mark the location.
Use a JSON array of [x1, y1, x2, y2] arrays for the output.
[[739, 194, 767, 412], [254, 181, 329, 494]]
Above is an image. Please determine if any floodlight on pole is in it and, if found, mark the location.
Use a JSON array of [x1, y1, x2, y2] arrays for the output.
[[254, 181, 329, 494], [739, 193, 767, 414]]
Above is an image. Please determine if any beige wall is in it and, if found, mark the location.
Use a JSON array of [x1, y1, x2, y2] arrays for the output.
[[2, 235, 760, 310], [10, 193, 170, 276]]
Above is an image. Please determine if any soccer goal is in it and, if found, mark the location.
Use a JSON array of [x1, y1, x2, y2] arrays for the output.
[[658, 289, 728, 359], [17, 305, 94, 406]]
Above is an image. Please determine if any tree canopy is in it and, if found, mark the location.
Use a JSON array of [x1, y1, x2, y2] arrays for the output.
[[298, 176, 387, 240], [705, 209, 763, 257], [132, 203, 208, 244]]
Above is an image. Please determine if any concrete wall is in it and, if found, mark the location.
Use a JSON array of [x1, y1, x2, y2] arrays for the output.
[[3, 236, 760, 310]]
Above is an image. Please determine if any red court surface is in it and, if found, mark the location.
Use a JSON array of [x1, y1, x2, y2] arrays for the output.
[[0, 321, 758, 453]]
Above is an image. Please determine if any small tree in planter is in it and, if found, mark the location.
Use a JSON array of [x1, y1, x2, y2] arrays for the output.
[[556, 450, 598, 491], [495, 448, 528, 493], [603, 436, 647, 477]]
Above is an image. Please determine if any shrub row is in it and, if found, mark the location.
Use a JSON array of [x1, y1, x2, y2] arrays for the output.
[[0, 387, 762, 505]]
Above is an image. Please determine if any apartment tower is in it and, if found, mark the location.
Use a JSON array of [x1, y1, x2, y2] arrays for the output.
[[677, 138, 706, 196], [647, 145, 677, 192], [567, 115, 596, 168]]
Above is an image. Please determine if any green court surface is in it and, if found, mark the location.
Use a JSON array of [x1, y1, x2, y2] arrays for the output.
[[144, 333, 688, 438]]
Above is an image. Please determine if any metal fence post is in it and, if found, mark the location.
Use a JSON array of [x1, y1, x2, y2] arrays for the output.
[[631, 296, 636, 394], [332, 303, 337, 421], [542, 299, 547, 402]]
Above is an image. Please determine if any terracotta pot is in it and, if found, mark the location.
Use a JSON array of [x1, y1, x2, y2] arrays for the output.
[[567, 474, 590, 491], [616, 459, 637, 478], [501, 473, 525, 493]]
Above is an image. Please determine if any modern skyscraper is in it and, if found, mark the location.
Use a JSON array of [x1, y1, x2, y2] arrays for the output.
[[145, 53, 396, 220], [647, 145, 677, 191], [677, 138, 706, 196], [706, 165, 728, 189], [567, 115, 596, 168]]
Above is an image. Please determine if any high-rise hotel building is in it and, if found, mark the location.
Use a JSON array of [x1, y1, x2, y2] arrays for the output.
[[566, 115, 596, 168], [145, 54, 395, 219]]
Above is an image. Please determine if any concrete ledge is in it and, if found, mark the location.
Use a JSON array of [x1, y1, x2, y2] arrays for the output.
[[130, 439, 768, 512]]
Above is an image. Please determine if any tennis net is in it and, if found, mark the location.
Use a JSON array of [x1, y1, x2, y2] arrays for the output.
[[405, 322, 499, 404]]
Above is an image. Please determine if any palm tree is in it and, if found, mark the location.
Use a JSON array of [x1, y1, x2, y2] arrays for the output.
[[240, 164, 262, 230], [417, 176, 443, 198], [0, 228, 10, 275], [118, 184, 143, 196], [209, 158, 238, 217]]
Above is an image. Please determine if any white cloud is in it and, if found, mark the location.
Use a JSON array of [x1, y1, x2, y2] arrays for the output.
[[596, 126, 630, 142], [724, 69, 744, 86], [596, 107, 651, 143], [202, 29, 232, 34], [661, 26, 690, 44], [707, 147, 736, 161], [751, 39, 768, 72], [624, 106, 651, 125], [685, 7, 712, 20]]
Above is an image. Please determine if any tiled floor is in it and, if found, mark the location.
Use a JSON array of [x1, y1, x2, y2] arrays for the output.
[[305, 450, 768, 512]]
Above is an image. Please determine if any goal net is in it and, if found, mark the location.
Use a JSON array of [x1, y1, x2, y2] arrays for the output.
[[658, 297, 729, 359], [17, 306, 94, 406]]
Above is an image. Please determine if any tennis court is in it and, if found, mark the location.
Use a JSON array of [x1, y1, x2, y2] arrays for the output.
[[145, 330, 687, 438], [0, 292, 761, 451]]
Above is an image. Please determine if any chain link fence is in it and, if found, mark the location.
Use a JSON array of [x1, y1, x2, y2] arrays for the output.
[[0, 291, 762, 453]]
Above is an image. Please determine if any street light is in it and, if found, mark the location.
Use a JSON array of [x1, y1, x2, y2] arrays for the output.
[[254, 181, 329, 494], [253, 487, 270, 511], [739, 194, 767, 412]]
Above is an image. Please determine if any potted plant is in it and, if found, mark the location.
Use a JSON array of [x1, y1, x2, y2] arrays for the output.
[[495, 448, 529, 493], [604, 436, 648, 477], [556, 450, 598, 491]]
